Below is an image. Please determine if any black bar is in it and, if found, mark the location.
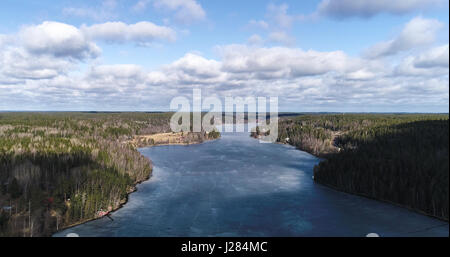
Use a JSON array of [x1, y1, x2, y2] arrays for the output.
[[2, 237, 448, 256]]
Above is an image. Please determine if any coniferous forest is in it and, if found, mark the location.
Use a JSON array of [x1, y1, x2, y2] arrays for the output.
[[272, 114, 449, 221], [0, 112, 217, 236]]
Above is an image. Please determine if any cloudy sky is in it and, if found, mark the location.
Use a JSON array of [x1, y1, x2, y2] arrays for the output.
[[0, 0, 448, 112]]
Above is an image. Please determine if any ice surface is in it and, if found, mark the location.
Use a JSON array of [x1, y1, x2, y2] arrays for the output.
[[54, 130, 449, 237]]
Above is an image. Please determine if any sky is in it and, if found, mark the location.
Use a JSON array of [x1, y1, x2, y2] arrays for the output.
[[0, 0, 448, 112]]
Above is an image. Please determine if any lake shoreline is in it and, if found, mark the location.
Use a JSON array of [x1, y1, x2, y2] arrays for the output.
[[317, 180, 450, 223], [250, 135, 449, 223], [54, 135, 220, 236]]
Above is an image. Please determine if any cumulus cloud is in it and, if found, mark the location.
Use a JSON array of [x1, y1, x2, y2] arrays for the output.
[[0, 22, 90, 83], [160, 53, 225, 85], [17, 20, 176, 58], [365, 17, 443, 58], [317, 0, 444, 19], [85, 64, 147, 90], [0, 19, 177, 95], [153, 0, 206, 24], [0, 47, 73, 80], [395, 45, 449, 76], [88, 64, 145, 80], [413, 44, 449, 68], [81, 21, 177, 45], [218, 45, 355, 78], [169, 53, 222, 78], [20, 21, 101, 60]]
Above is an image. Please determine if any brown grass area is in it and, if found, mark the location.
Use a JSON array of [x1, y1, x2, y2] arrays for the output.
[[128, 132, 192, 148]]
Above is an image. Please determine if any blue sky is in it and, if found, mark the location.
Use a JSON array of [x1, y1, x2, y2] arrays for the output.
[[0, 0, 448, 112]]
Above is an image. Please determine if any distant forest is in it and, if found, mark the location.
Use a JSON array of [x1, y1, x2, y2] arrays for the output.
[[0, 112, 217, 236], [267, 114, 449, 221]]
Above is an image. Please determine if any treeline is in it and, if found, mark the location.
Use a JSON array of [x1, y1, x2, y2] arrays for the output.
[[0, 112, 205, 236], [272, 114, 449, 221]]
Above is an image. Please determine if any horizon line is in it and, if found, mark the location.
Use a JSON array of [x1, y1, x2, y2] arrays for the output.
[[0, 111, 449, 114]]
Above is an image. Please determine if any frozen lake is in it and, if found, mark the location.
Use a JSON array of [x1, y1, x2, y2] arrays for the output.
[[55, 127, 449, 237]]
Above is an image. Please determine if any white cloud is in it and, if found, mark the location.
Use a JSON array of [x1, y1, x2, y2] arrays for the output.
[[0, 23, 90, 83], [88, 64, 144, 79], [146, 71, 171, 85], [219, 45, 355, 78], [0, 47, 74, 80], [86, 64, 146, 89], [153, 0, 206, 24], [81, 21, 177, 45], [395, 45, 449, 76], [414, 44, 449, 68], [345, 69, 377, 80], [365, 17, 443, 58], [20, 21, 101, 60], [162, 53, 225, 85], [317, 0, 444, 19], [169, 53, 222, 77]]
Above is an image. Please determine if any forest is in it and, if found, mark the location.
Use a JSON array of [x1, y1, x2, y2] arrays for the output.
[[0, 112, 218, 236], [264, 114, 449, 221]]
